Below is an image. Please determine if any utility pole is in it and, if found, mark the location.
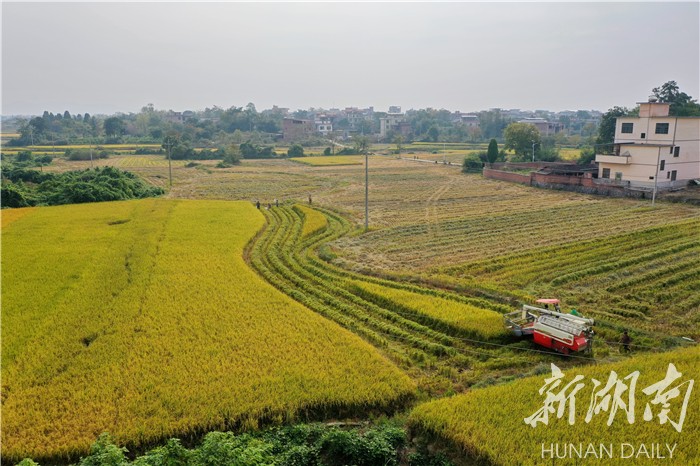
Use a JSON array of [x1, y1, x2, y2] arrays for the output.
[[532, 142, 537, 162], [163, 136, 174, 187], [89, 136, 94, 169], [365, 150, 369, 231]]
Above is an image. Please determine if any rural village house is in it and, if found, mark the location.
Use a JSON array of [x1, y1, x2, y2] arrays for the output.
[[595, 98, 700, 188]]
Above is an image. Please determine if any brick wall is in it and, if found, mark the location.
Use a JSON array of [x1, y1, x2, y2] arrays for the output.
[[482, 168, 531, 185], [483, 168, 647, 198]]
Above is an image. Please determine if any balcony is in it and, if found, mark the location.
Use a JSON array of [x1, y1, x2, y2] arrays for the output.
[[595, 154, 630, 165]]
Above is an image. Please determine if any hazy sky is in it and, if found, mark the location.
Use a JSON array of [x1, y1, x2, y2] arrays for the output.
[[2, 2, 699, 116]]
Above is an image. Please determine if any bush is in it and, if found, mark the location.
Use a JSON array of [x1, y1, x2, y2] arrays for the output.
[[462, 154, 483, 173], [2, 166, 164, 207], [16, 150, 33, 162], [578, 146, 596, 165], [287, 144, 304, 157], [337, 147, 359, 155], [66, 149, 99, 161], [20, 424, 430, 466], [1, 183, 31, 208], [134, 148, 164, 155], [323, 147, 332, 156], [240, 142, 276, 159], [78, 433, 128, 466]]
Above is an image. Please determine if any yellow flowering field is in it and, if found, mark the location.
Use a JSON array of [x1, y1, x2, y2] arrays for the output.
[[410, 346, 700, 465], [1, 199, 414, 462]]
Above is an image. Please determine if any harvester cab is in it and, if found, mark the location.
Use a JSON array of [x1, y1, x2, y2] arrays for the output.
[[504, 299, 595, 355]]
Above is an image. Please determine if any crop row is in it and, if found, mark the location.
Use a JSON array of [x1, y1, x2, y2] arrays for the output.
[[454, 219, 698, 283], [248, 204, 569, 394]]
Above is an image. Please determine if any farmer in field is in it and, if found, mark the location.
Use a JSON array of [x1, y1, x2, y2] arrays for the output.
[[308, 194, 312, 205], [275, 198, 279, 207], [256, 200, 260, 209], [621, 330, 632, 353]]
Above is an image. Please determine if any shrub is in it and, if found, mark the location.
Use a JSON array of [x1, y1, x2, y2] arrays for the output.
[[288, 144, 305, 157], [462, 154, 483, 173]]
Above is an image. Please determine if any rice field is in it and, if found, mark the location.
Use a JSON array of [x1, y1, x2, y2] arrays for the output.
[[410, 345, 700, 465], [290, 155, 366, 166], [1, 199, 415, 462], [4, 153, 698, 463]]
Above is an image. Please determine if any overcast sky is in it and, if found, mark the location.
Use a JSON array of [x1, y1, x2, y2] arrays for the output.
[[2, 2, 699, 116]]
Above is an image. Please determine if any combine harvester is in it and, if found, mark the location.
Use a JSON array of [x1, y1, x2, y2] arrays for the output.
[[504, 299, 595, 355]]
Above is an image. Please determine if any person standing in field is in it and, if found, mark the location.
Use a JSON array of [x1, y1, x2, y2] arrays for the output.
[[308, 194, 312, 205], [256, 200, 260, 209], [275, 198, 279, 207], [621, 330, 632, 353]]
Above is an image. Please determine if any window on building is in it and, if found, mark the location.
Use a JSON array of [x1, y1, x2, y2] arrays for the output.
[[670, 146, 674, 154], [671, 170, 677, 181], [641, 133, 646, 139], [655, 123, 669, 134], [621, 123, 634, 134], [674, 146, 680, 157], [602, 168, 611, 179], [615, 172, 623, 181], [660, 160, 665, 171], [667, 171, 671, 179]]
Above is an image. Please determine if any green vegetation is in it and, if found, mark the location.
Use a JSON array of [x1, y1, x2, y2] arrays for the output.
[[287, 144, 304, 157], [16, 422, 453, 466], [1, 166, 164, 208], [503, 122, 540, 160]]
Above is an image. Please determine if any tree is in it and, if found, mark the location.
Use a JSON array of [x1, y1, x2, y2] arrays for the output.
[[486, 138, 499, 164], [652, 80, 700, 116], [503, 123, 541, 159], [479, 109, 508, 139], [287, 144, 304, 157], [353, 135, 371, 154], [427, 126, 439, 142], [393, 135, 404, 154], [104, 117, 126, 138], [595, 106, 630, 147], [578, 146, 596, 165]]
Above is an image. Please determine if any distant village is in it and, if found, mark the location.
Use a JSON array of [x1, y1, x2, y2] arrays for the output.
[[155, 105, 603, 143]]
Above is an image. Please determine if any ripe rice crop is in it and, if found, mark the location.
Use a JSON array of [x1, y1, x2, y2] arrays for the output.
[[1, 199, 414, 462], [295, 204, 328, 237], [410, 346, 700, 465], [1, 207, 34, 229], [290, 156, 365, 166], [347, 280, 506, 339]]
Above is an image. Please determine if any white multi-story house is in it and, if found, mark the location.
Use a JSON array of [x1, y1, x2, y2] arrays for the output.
[[595, 98, 700, 188], [315, 115, 333, 135]]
